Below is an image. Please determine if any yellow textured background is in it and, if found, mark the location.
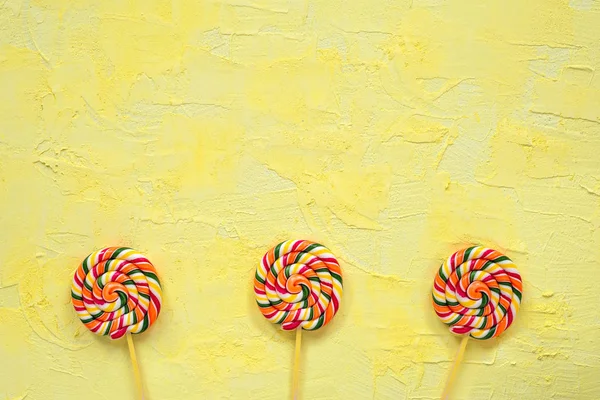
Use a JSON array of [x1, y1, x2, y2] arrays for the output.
[[1, 0, 600, 399]]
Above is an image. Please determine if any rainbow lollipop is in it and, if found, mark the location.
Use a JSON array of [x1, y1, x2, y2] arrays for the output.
[[432, 246, 522, 399], [254, 240, 343, 399], [71, 247, 162, 399]]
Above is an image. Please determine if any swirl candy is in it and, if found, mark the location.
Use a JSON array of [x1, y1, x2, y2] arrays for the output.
[[254, 240, 343, 331], [71, 247, 163, 340], [432, 246, 523, 340]]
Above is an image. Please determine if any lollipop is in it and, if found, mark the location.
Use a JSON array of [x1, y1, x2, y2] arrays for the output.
[[254, 240, 343, 399], [71, 247, 162, 399], [432, 246, 522, 399]]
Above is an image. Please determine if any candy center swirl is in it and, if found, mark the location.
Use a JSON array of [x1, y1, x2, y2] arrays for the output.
[[255, 240, 343, 331], [71, 247, 163, 339], [432, 247, 523, 340]]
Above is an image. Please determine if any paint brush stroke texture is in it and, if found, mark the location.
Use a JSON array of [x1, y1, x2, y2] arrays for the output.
[[0, 0, 599, 399]]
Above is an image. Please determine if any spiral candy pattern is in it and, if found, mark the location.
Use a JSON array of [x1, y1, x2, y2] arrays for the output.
[[71, 247, 162, 339], [432, 247, 522, 340], [254, 240, 343, 331]]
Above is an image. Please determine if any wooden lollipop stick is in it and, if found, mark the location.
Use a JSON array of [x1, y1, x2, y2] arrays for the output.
[[126, 333, 145, 400], [441, 335, 469, 400], [291, 328, 303, 400]]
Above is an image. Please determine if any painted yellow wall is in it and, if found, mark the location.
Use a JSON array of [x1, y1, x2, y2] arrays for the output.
[[1, 0, 599, 399]]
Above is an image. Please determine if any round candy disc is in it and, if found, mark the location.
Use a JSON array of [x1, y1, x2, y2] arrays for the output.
[[71, 247, 163, 339], [254, 240, 343, 331], [432, 247, 522, 340]]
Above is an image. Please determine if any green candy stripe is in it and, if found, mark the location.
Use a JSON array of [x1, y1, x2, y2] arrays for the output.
[[432, 294, 446, 307], [255, 272, 265, 284], [463, 246, 475, 261], [301, 286, 310, 301], [480, 293, 489, 308], [144, 271, 159, 282], [312, 314, 325, 330], [111, 247, 130, 259], [438, 264, 447, 282], [274, 242, 284, 259], [513, 288, 522, 301], [304, 243, 322, 253], [330, 271, 342, 284], [81, 255, 92, 274]]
